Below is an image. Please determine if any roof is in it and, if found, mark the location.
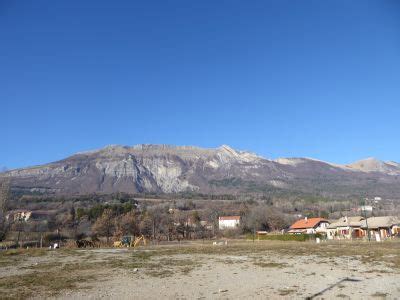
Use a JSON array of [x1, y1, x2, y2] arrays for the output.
[[360, 216, 400, 229], [219, 216, 240, 221], [327, 216, 364, 229], [290, 218, 328, 229]]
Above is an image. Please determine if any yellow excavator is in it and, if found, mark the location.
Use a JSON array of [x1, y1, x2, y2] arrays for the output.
[[113, 235, 146, 248]]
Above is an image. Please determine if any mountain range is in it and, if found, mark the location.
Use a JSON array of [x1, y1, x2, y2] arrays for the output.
[[2, 144, 400, 199]]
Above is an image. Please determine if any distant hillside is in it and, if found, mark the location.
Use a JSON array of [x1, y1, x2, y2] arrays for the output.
[[2, 144, 400, 199]]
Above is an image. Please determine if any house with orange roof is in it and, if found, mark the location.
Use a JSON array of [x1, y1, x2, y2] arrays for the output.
[[288, 217, 330, 234]]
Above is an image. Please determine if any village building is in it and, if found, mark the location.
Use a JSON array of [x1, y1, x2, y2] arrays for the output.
[[218, 216, 240, 230], [6, 210, 55, 223], [288, 217, 330, 234], [360, 216, 400, 240], [326, 216, 364, 240], [5, 210, 32, 222], [358, 205, 373, 212]]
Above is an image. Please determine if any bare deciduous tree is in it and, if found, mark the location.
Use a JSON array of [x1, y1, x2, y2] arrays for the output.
[[139, 212, 153, 237], [147, 205, 167, 240], [116, 211, 139, 237], [0, 179, 10, 241], [92, 208, 115, 244], [242, 205, 290, 233]]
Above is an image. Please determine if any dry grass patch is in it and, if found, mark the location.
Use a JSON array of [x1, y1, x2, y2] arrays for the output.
[[278, 288, 297, 296], [105, 251, 202, 278], [0, 249, 106, 298], [0, 248, 49, 268], [145, 269, 174, 278], [0, 248, 48, 258], [371, 292, 388, 298], [253, 261, 287, 268], [0, 270, 95, 299], [336, 294, 350, 298]]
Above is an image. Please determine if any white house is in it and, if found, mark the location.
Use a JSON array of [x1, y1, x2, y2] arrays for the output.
[[218, 216, 240, 230], [326, 216, 364, 240], [358, 206, 373, 212], [6, 210, 32, 222]]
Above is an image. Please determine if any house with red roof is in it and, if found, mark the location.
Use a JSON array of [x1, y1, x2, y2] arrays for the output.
[[288, 217, 330, 234]]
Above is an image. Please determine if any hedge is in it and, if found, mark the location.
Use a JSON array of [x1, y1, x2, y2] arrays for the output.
[[247, 233, 323, 242]]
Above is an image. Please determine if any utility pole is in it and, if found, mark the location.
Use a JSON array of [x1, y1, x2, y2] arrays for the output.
[[361, 199, 370, 241], [16, 216, 23, 248]]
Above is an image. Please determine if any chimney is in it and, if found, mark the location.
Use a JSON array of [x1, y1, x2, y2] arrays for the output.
[[305, 216, 308, 223]]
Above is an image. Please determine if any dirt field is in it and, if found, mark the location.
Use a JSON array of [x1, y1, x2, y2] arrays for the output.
[[1, 240, 400, 299]]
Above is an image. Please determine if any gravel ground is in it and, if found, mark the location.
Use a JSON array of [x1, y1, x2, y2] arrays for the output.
[[60, 244, 400, 299], [1, 241, 400, 299]]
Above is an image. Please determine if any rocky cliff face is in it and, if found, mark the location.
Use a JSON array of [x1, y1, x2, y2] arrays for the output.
[[3, 144, 400, 198]]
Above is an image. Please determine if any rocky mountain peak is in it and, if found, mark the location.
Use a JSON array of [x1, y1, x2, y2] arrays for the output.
[[216, 145, 262, 163], [347, 157, 400, 175], [3, 144, 400, 197]]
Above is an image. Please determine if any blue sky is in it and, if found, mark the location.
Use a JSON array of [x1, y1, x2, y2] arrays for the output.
[[1, 0, 400, 169]]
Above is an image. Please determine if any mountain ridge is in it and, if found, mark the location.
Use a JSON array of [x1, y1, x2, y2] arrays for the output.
[[2, 144, 400, 198]]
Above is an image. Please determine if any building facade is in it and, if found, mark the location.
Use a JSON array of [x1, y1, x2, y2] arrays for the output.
[[326, 216, 365, 240], [218, 216, 240, 230]]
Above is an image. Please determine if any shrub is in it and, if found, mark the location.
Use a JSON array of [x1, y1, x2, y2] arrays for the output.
[[220, 228, 241, 238], [43, 233, 68, 243]]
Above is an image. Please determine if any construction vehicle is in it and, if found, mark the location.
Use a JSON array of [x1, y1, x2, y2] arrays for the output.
[[113, 235, 146, 248], [132, 235, 146, 248]]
